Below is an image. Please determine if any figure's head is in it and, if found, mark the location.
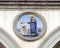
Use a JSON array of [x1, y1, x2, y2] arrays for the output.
[[30, 15, 34, 20]]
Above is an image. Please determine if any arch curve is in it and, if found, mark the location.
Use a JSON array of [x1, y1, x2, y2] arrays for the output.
[[39, 27, 60, 48], [0, 28, 20, 48]]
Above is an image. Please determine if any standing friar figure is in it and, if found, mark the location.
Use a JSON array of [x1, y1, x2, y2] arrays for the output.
[[28, 15, 38, 35]]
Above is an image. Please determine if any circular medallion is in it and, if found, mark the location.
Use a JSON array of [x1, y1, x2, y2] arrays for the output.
[[13, 12, 47, 41]]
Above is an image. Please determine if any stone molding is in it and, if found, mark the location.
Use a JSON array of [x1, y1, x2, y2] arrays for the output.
[[0, 0, 60, 9]]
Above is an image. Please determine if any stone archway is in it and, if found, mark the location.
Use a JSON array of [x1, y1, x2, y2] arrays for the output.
[[0, 28, 20, 48], [53, 41, 60, 48], [39, 27, 60, 48], [0, 42, 5, 48]]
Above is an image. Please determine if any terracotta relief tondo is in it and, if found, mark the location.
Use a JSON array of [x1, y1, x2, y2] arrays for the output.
[[13, 12, 47, 41]]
